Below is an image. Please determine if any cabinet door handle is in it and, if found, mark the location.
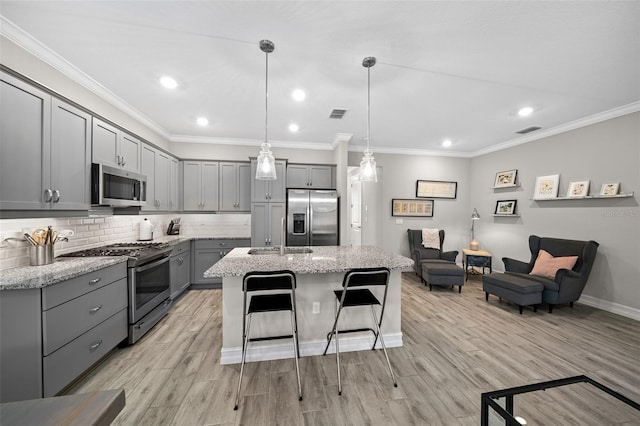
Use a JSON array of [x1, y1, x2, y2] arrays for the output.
[[89, 305, 103, 314], [44, 189, 53, 202], [89, 277, 101, 285], [122, 156, 126, 166], [90, 340, 103, 351], [116, 155, 121, 166], [52, 189, 61, 203]]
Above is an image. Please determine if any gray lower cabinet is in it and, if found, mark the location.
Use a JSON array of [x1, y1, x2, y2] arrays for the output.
[[192, 239, 251, 288], [0, 262, 128, 402], [1, 71, 91, 211], [170, 241, 191, 299]]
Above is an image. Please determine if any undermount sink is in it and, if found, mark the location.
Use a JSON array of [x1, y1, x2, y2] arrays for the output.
[[248, 247, 314, 255]]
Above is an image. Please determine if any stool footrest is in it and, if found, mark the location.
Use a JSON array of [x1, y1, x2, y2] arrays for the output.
[[327, 327, 376, 340], [249, 334, 294, 342]]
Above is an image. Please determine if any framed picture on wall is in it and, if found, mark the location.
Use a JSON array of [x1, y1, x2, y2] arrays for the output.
[[494, 200, 518, 215], [533, 174, 560, 200], [391, 199, 434, 217], [416, 180, 457, 199], [567, 180, 590, 198], [493, 169, 518, 188]]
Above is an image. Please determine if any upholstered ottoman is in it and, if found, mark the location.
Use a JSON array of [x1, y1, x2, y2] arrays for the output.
[[421, 262, 465, 292], [482, 273, 544, 314]]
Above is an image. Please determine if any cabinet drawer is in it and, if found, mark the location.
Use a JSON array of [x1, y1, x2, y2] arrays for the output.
[[42, 262, 127, 310], [195, 239, 250, 250], [43, 309, 127, 397], [42, 278, 127, 356], [170, 241, 191, 256]]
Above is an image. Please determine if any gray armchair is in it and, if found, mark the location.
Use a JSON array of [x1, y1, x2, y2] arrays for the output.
[[503, 235, 599, 312], [407, 229, 458, 278]]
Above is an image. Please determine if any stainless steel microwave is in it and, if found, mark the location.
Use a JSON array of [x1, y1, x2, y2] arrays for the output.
[[91, 163, 147, 207]]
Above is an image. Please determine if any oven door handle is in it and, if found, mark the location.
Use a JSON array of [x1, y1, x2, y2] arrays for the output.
[[135, 255, 170, 273]]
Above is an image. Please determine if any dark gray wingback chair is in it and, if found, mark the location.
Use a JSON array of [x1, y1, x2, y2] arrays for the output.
[[502, 235, 599, 312], [407, 229, 458, 279]]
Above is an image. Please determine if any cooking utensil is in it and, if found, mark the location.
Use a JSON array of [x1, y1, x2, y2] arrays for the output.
[[23, 233, 38, 246], [32, 229, 46, 245]]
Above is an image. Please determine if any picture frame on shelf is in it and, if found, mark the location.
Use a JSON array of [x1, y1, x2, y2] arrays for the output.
[[494, 200, 518, 215], [567, 180, 590, 198], [391, 198, 434, 217], [493, 169, 518, 188], [600, 182, 620, 196], [533, 174, 560, 199], [416, 180, 457, 199]]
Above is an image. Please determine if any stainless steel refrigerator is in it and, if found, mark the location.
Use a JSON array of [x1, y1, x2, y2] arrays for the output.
[[286, 189, 339, 246]]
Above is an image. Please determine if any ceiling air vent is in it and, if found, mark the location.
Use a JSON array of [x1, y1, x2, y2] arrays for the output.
[[329, 109, 348, 119], [516, 126, 541, 134]]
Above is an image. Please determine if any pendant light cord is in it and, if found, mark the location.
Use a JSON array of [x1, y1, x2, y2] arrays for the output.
[[367, 64, 371, 151], [265, 49, 269, 145]]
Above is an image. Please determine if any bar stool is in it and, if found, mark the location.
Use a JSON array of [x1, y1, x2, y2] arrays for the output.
[[323, 267, 397, 395], [233, 270, 302, 410]]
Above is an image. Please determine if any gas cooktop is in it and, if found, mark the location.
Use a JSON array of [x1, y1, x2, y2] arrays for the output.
[[60, 242, 171, 266]]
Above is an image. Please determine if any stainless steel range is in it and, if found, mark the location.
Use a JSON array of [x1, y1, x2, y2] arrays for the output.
[[61, 242, 173, 344]]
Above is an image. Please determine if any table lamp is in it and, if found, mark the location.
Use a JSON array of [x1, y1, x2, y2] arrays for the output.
[[470, 208, 480, 250]]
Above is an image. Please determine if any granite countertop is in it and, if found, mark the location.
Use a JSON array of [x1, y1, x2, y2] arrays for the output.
[[0, 257, 128, 290], [204, 245, 414, 278], [0, 234, 251, 291]]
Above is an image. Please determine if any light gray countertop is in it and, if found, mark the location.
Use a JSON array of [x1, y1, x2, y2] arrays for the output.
[[204, 245, 414, 277], [0, 257, 128, 290], [0, 235, 251, 290]]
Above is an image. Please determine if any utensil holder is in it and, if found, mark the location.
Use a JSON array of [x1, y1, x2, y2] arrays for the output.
[[30, 245, 55, 266]]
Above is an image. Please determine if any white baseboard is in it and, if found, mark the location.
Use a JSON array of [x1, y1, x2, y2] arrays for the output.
[[220, 333, 403, 365], [578, 295, 640, 321]]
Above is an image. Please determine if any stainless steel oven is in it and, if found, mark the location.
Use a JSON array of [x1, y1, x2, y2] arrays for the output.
[[128, 253, 171, 343]]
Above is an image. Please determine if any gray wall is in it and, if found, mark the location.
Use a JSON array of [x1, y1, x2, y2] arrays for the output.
[[349, 151, 472, 259], [470, 112, 640, 312]]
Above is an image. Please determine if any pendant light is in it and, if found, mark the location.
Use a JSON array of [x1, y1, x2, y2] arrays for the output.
[[360, 56, 378, 182], [255, 39, 277, 180]]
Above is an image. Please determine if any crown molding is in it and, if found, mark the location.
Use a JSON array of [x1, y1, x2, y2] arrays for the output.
[[331, 133, 353, 149], [1, 16, 171, 140], [471, 102, 640, 157], [170, 135, 334, 151], [347, 144, 473, 158]]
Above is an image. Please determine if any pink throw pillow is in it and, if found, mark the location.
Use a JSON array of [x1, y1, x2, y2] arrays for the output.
[[530, 249, 578, 280]]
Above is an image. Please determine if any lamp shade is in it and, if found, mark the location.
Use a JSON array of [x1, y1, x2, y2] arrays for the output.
[[256, 142, 276, 180], [359, 149, 378, 182]]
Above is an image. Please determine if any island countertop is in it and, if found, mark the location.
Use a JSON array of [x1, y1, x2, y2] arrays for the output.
[[204, 245, 414, 277]]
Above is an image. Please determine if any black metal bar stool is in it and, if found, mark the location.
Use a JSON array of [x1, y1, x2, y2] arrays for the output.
[[233, 270, 302, 410], [323, 267, 397, 395]]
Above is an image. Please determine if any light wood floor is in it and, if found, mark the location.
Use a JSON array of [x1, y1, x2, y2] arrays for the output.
[[68, 273, 640, 425]]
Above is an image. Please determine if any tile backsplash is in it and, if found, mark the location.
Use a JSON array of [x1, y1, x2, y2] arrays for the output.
[[0, 213, 250, 271]]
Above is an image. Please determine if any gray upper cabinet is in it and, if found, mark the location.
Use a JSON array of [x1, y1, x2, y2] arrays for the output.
[[169, 158, 179, 211], [141, 145, 156, 211], [0, 72, 90, 211], [50, 99, 92, 210], [155, 151, 170, 210], [140, 145, 174, 211], [183, 161, 219, 211], [286, 164, 335, 189], [92, 118, 141, 173], [251, 159, 287, 202], [219, 162, 251, 212]]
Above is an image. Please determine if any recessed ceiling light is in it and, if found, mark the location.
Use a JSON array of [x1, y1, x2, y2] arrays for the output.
[[196, 117, 209, 126], [292, 89, 306, 102], [518, 107, 534, 117], [159, 76, 178, 89], [441, 139, 452, 147], [288, 123, 299, 132]]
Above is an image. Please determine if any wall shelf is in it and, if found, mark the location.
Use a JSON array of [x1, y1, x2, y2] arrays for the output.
[[493, 214, 520, 217], [531, 192, 634, 201], [492, 184, 520, 190]]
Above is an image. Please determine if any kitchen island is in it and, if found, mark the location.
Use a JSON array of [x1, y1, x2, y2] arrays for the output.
[[204, 245, 413, 364]]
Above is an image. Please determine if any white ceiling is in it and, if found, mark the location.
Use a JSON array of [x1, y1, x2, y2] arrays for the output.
[[1, 1, 639, 156]]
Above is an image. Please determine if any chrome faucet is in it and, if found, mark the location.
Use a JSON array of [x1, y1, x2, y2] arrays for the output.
[[280, 217, 286, 256]]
